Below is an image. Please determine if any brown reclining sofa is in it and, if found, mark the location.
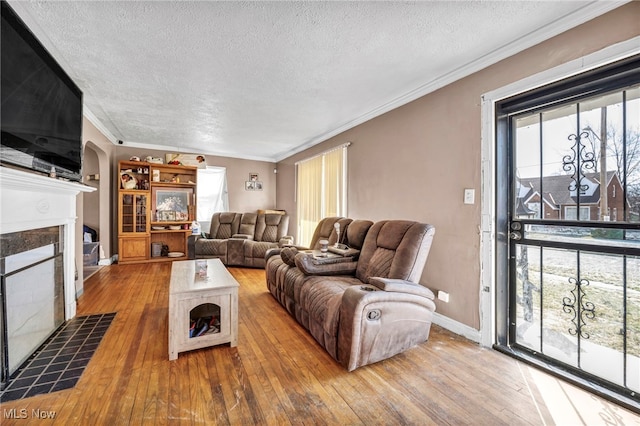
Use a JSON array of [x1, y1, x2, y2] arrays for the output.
[[265, 217, 436, 371], [188, 211, 291, 268]]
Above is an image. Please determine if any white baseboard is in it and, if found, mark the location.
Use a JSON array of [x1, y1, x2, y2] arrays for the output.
[[432, 312, 482, 344], [98, 255, 116, 266]]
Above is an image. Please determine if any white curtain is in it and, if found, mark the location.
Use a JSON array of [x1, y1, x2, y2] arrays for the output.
[[197, 166, 228, 233], [296, 145, 347, 246]]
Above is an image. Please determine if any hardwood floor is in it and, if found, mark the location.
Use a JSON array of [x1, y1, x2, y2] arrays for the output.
[[1, 263, 638, 425]]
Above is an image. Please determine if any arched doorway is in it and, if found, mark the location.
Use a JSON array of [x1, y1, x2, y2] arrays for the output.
[[82, 141, 110, 280]]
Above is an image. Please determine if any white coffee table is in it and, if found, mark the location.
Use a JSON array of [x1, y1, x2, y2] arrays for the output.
[[168, 259, 239, 360]]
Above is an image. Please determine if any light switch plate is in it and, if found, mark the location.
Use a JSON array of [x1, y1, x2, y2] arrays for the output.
[[464, 188, 475, 205]]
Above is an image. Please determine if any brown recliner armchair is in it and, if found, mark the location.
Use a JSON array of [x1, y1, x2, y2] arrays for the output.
[[266, 219, 436, 371]]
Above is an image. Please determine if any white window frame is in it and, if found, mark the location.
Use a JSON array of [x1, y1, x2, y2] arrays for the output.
[[564, 205, 591, 221]]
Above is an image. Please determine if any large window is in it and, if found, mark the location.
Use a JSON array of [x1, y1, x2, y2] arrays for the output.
[[296, 145, 348, 246], [196, 166, 228, 232]]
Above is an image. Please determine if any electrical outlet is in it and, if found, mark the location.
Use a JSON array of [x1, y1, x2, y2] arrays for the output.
[[437, 291, 450, 303]]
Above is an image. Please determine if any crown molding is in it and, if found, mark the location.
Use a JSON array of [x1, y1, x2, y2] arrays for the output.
[[83, 107, 119, 144]]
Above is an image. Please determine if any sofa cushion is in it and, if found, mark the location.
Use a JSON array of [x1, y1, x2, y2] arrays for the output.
[[303, 217, 349, 250], [361, 247, 395, 279], [345, 220, 373, 249], [255, 213, 289, 243], [356, 221, 434, 284], [238, 213, 258, 236], [232, 234, 254, 240], [207, 212, 241, 238], [280, 246, 298, 266]]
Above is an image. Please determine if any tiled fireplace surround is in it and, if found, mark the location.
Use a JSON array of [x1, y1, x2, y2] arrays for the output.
[[0, 166, 94, 382]]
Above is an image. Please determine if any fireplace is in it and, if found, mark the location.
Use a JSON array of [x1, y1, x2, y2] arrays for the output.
[[0, 166, 94, 386], [1, 226, 65, 380]]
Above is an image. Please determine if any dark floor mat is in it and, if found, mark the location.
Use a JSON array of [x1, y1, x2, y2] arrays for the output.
[[0, 312, 116, 402]]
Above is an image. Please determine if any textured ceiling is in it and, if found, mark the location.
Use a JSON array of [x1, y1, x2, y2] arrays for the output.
[[7, 1, 626, 162]]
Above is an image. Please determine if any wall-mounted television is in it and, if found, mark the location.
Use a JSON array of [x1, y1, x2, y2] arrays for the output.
[[1, 1, 83, 182]]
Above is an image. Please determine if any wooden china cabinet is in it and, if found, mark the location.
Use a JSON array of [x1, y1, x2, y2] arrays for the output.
[[117, 160, 197, 264]]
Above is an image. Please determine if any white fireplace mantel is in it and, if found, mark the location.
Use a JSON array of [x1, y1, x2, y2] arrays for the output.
[[1, 166, 95, 320]]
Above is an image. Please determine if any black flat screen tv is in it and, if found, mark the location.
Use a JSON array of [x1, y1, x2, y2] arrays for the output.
[[1, 1, 83, 182]]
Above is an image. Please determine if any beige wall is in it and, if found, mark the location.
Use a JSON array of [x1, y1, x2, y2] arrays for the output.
[[276, 3, 640, 330]]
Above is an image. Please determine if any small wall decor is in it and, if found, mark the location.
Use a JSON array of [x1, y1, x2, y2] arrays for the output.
[[245, 180, 263, 191], [165, 153, 207, 168], [249, 173, 258, 181]]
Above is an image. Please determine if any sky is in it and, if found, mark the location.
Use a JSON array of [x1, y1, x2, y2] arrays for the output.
[[515, 88, 640, 180]]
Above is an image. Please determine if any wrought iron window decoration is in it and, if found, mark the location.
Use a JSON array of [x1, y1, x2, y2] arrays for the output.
[[562, 277, 596, 339], [245, 173, 263, 191], [560, 129, 597, 339], [563, 130, 596, 194]]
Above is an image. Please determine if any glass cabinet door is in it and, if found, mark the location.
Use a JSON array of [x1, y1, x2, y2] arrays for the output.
[[120, 192, 148, 234]]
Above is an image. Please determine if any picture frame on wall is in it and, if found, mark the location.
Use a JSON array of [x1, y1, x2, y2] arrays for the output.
[[165, 153, 208, 168], [153, 187, 193, 221], [245, 180, 263, 191], [249, 173, 258, 181]]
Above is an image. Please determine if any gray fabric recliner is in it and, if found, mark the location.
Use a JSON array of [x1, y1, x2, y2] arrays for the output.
[[265, 219, 436, 371]]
